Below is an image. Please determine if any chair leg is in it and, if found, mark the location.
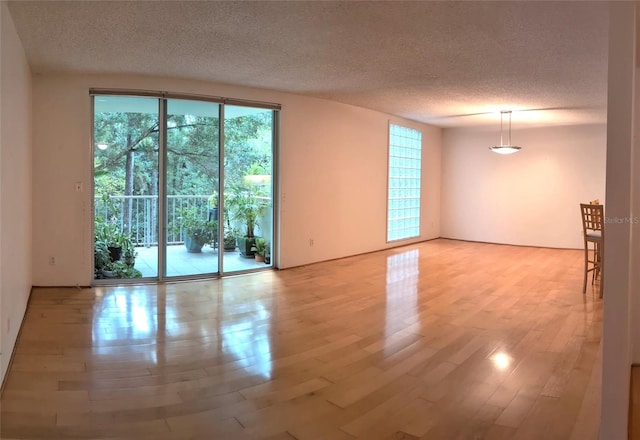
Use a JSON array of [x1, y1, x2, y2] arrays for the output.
[[591, 245, 597, 285], [599, 244, 604, 298], [583, 243, 588, 294], [593, 243, 600, 280]]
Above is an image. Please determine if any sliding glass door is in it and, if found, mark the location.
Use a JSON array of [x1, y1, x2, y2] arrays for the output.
[[93, 93, 276, 282], [165, 99, 220, 277], [222, 106, 274, 274], [93, 96, 160, 280]]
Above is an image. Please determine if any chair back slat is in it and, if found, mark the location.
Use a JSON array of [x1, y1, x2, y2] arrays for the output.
[[580, 203, 604, 234]]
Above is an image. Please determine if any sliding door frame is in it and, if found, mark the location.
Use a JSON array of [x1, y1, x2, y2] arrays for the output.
[[90, 88, 281, 283], [158, 99, 167, 280]]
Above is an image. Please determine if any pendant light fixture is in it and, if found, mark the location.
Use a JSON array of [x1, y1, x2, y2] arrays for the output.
[[489, 110, 521, 155]]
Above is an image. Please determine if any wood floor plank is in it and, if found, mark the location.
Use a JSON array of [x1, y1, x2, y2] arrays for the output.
[[629, 365, 640, 440], [0, 239, 603, 439]]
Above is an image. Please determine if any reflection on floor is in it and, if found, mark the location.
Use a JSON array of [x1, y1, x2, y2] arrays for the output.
[[1, 240, 603, 439], [134, 244, 269, 277]]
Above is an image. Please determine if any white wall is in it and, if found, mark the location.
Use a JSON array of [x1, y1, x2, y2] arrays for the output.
[[600, 3, 635, 439], [441, 124, 606, 249], [32, 74, 442, 286], [633, 61, 640, 365], [0, 2, 33, 385]]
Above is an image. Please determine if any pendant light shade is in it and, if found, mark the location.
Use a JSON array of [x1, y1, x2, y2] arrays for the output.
[[489, 110, 521, 154]]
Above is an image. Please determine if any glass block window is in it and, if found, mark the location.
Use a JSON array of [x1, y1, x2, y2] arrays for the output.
[[387, 124, 422, 242]]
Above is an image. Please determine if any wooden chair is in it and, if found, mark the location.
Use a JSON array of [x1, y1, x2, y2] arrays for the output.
[[580, 203, 604, 297]]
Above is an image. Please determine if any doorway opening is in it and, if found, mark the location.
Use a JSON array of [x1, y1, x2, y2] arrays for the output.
[[92, 92, 278, 282]]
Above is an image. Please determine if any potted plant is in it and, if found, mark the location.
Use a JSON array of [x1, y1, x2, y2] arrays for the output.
[[121, 238, 137, 268], [95, 218, 123, 261], [251, 238, 266, 262], [94, 223, 138, 277], [94, 239, 111, 277], [227, 184, 268, 257], [172, 206, 217, 253], [223, 227, 237, 251], [94, 194, 129, 261], [264, 242, 271, 265], [110, 260, 143, 278]]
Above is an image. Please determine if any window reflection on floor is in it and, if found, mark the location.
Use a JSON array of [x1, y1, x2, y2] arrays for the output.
[[91, 283, 273, 377], [221, 300, 272, 379], [385, 249, 419, 352], [91, 286, 174, 365]]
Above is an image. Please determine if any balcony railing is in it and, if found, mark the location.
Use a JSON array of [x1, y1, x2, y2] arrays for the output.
[[94, 195, 213, 246]]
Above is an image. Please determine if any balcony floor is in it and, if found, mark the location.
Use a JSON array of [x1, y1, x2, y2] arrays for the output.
[[133, 244, 269, 278]]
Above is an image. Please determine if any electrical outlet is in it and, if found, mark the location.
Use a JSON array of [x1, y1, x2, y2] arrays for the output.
[[49, 256, 56, 265], [309, 238, 314, 246]]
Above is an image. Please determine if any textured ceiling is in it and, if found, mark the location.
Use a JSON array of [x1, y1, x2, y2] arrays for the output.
[[6, 1, 609, 128]]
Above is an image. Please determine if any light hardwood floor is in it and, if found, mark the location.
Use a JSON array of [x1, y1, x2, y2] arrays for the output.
[[0, 239, 603, 439], [632, 366, 640, 440]]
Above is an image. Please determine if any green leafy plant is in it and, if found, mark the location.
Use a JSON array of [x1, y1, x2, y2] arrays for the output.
[[95, 217, 135, 259], [226, 184, 268, 238], [94, 218, 122, 247], [94, 195, 132, 249], [122, 239, 137, 267], [171, 206, 217, 252], [251, 237, 267, 257], [109, 260, 143, 278], [223, 226, 238, 251], [94, 194, 140, 277], [94, 240, 111, 274]]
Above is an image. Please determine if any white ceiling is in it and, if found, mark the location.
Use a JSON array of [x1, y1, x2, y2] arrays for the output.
[[6, 1, 609, 128]]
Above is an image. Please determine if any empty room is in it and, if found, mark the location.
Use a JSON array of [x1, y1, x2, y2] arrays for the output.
[[1, 1, 638, 439]]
